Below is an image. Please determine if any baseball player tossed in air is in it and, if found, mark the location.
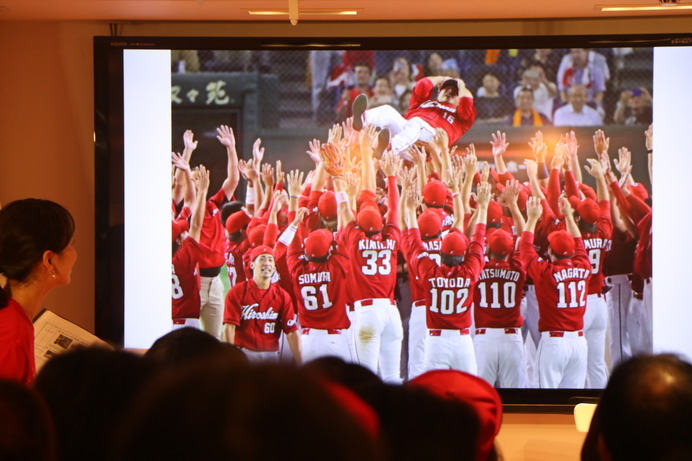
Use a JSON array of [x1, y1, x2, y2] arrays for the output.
[[519, 196, 590, 389], [402, 181, 492, 376], [352, 76, 476, 161], [222, 245, 301, 364], [332, 145, 403, 383], [171, 164, 210, 330]]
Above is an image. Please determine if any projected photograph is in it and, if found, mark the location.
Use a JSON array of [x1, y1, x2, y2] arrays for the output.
[[166, 46, 653, 389]]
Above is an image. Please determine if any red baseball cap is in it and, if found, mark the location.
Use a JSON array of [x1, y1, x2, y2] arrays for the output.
[[408, 370, 503, 461], [305, 229, 333, 259], [578, 183, 597, 202], [487, 200, 503, 224], [172, 218, 189, 241], [574, 198, 601, 224], [357, 206, 383, 233], [628, 183, 649, 201], [318, 191, 338, 221], [441, 231, 468, 256], [423, 180, 448, 207], [225, 210, 252, 235], [487, 228, 514, 256], [356, 189, 377, 211], [248, 224, 266, 248], [249, 244, 274, 262], [417, 209, 442, 238], [548, 230, 575, 256]]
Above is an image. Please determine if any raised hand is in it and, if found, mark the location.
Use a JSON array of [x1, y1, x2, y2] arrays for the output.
[[216, 125, 236, 149], [528, 131, 547, 163], [306, 139, 322, 165], [526, 196, 543, 221], [359, 124, 378, 154], [490, 131, 509, 158], [557, 195, 574, 218], [292, 207, 309, 226], [476, 182, 492, 207], [613, 147, 631, 175], [380, 151, 403, 178], [552, 141, 566, 170], [275, 160, 285, 187], [272, 190, 289, 214], [261, 163, 275, 189], [524, 159, 538, 180], [171, 151, 191, 172], [328, 123, 344, 145], [480, 161, 490, 184], [584, 157, 604, 179], [462, 147, 478, 176], [592, 129, 609, 156], [501, 179, 521, 206], [183, 130, 198, 152], [195, 164, 210, 191], [287, 169, 304, 197]]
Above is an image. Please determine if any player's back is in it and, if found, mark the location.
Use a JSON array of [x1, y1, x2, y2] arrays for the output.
[[474, 256, 526, 328]]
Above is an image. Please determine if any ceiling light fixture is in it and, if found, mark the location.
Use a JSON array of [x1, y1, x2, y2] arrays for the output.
[[245, 0, 361, 25]]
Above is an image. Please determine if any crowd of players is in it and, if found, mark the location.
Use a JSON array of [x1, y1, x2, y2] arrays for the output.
[[171, 73, 653, 388]]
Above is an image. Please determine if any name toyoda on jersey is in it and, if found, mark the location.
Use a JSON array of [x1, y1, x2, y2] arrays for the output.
[[428, 277, 471, 288], [241, 304, 279, 321], [553, 267, 590, 283], [479, 268, 521, 282], [297, 272, 331, 285]]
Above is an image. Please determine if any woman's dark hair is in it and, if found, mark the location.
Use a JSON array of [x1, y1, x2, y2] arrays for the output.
[[0, 199, 75, 308]]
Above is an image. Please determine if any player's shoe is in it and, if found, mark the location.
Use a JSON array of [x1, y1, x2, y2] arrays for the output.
[[352, 94, 368, 131], [374, 128, 390, 160]]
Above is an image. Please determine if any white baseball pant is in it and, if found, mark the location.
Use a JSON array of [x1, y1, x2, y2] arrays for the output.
[[199, 275, 224, 340], [584, 293, 609, 388], [606, 274, 633, 368], [474, 327, 527, 388], [352, 298, 404, 383], [629, 279, 653, 355], [407, 301, 427, 381], [537, 330, 587, 389], [363, 105, 436, 160], [423, 328, 478, 376], [301, 327, 352, 363]]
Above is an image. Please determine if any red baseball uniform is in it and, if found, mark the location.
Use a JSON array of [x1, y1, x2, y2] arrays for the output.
[[198, 188, 229, 269], [581, 200, 613, 295], [474, 252, 526, 328], [171, 237, 203, 320], [223, 280, 298, 352], [405, 78, 476, 147], [520, 232, 591, 332], [286, 239, 351, 330], [407, 224, 486, 330]]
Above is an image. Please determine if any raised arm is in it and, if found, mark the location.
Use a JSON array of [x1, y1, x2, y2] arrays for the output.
[[333, 176, 355, 227], [173, 130, 198, 204], [502, 179, 526, 234], [380, 151, 402, 227], [189, 165, 210, 242], [558, 196, 581, 239], [461, 145, 478, 211], [490, 130, 509, 175], [584, 158, 609, 203], [359, 124, 378, 192], [216, 125, 240, 200], [172, 151, 195, 209]]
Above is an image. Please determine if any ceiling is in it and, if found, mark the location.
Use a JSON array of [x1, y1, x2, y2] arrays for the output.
[[1, 0, 691, 22]]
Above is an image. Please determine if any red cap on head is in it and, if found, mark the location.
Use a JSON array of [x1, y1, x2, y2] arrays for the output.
[[628, 183, 649, 201], [417, 210, 442, 238], [578, 183, 597, 202], [318, 191, 338, 221], [248, 224, 267, 248], [356, 189, 377, 211], [441, 231, 468, 256], [487, 228, 514, 256], [357, 206, 383, 233], [548, 230, 575, 256], [574, 198, 600, 224], [172, 219, 189, 241], [408, 370, 503, 461], [487, 201, 503, 224], [249, 244, 274, 263], [423, 180, 448, 207], [225, 210, 252, 235], [305, 229, 333, 259]]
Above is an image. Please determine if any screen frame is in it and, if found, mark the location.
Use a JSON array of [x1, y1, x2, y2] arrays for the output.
[[94, 33, 691, 410]]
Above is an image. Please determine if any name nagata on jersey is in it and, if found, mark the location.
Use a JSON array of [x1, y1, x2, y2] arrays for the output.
[[297, 271, 332, 285], [479, 268, 521, 282], [358, 239, 396, 250], [428, 277, 471, 289], [553, 267, 591, 283]]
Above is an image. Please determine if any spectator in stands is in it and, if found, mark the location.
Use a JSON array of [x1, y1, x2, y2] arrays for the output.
[[507, 86, 552, 127], [554, 85, 603, 127], [424, 52, 445, 77], [398, 89, 413, 115], [475, 72, 511, 123], [581, 354, 692, 461], [519, 49, 562, 83], [310, 50, 343, 124], [513, 66, 557, 121], [389, 56, 417, 99], [613, 88, 652, 125], [441, 58, 461, 78], [369, 77, 397, 110], [336, 62, 374, 122], [0, 199, 76, 387], [557, 49, 607, 113]]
